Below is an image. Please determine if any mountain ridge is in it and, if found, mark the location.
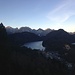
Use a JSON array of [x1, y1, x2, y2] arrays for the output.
[[42, 29, 75, 52], [6, 26, 53, 36]]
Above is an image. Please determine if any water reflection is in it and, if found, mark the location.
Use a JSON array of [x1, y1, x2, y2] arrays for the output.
[[23, 41, 45, 51]]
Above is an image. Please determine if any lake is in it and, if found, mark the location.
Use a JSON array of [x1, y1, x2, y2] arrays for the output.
[[23, 41, 45, 51]]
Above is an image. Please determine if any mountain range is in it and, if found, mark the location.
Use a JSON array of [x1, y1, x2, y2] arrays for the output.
[[1, 23, 75, 75], [6, 26, 54, 36]]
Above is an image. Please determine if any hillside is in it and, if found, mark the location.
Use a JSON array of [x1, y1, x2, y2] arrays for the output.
[[43, 29, 75, 51], [8, 32, 41, 46]]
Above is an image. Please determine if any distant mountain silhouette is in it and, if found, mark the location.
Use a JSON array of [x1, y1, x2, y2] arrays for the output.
[[42, 29, 75, 51], [6, 26, 18, 34], [6, 26, 53, 36]]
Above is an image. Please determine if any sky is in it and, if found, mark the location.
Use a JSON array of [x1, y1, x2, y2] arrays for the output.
[[0, 0, 75, 32]]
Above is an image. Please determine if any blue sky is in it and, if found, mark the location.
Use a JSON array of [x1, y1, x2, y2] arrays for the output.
[[0, 0, 75, 32]]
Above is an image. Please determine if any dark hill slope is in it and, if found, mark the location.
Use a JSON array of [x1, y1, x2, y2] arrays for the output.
[[42, 29, 75, 51], [8, 32, 41, 46]]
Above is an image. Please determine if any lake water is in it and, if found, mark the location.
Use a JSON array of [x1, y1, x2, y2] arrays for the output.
[[23, 41, 45, 51]]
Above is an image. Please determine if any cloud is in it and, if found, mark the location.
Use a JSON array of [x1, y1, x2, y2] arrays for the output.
[[47, 0, 75, 23]]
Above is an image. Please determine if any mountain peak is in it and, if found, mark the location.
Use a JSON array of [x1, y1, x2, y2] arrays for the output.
[[0, 23, 4, 27], [58, 29, 64, 31]]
